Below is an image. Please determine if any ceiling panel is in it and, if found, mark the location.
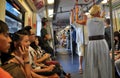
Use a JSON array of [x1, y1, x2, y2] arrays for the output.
[[53, 0, 102, 27]]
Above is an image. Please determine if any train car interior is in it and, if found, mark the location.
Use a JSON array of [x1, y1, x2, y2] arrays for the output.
[[1, 0, 120, 78]]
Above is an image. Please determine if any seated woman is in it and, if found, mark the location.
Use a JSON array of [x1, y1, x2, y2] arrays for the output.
[[22, 26, 60, 78], [30, 36, 71, 78], [9, 29, 58, 78], [30, 36, 58, 63]]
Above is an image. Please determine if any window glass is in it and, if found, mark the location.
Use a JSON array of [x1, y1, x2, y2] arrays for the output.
[[6, 2, 22, 20], [5, 16, 22, 33]]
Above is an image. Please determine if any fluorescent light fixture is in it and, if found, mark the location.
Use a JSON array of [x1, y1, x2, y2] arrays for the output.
[[47, 0, 54, 4], [101, 0, 108, 4], [48, 9, 53, 18]]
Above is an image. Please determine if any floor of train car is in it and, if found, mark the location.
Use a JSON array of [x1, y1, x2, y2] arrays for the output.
[[55, 46, 83, 78]]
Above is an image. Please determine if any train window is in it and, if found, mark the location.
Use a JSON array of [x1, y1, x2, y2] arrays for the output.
[[5, 16, 22, 33], [6, 2, 22, 20], [5, 1, 24, 33]]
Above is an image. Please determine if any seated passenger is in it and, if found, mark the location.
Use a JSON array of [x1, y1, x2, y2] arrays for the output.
[[8, 29, 49, 78], [110, 33, 120, 77], [110, 32, 120, 60], [0, 20, 12, 78], [30, 36, 71, 78], [23, 26, 60, 78], [30, 36, 56, 64]]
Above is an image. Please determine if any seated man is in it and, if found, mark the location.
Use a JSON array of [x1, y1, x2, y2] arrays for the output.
[[0, 20, 12, 78], [110, 33, 120, 77], [115, 55, 120, 77]]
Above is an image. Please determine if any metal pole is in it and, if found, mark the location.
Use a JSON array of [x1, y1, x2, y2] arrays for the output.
[[81, 7, 86, 74], [52, 30, 56, 57], [109, 0, 115, 78], [114, 11, 118, 30], [70, 26, 73, 64], [70, 11, 73, 64]]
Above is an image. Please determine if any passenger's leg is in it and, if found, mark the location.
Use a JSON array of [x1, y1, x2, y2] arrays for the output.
[[79, 56, 83, 74]]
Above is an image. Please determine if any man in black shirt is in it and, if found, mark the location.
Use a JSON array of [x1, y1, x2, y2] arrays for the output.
[[40, 17, 54, 57], [104, 18, 111, 50]]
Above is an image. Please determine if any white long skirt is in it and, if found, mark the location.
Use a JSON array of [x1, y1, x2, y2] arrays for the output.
[[84, 39, 112, 78]]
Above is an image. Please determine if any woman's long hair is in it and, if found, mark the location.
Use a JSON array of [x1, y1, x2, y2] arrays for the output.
[[30, 36, 39, 51]]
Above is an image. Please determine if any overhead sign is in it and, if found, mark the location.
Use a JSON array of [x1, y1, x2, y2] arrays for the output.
[[32, 0, 45, 10]]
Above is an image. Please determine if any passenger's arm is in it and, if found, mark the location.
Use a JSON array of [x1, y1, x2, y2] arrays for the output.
[[24, 57, 31, 78], [32, 65, 55, 72], [41, 28, 51, 40], [115, 54, 120, 61], [71, 9, 74, 24], [75, 4, 87, 25], [36, 53, 51, 63], [100, 11, 106, 18], [45, 34, 51, 40], [20, 46, 31, 78]]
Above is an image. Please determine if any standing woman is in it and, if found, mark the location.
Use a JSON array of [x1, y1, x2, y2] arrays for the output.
[[75, 3, 112, 78], [84, 5, 112, 78]]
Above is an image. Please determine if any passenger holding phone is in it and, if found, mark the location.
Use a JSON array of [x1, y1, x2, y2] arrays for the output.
[[9, 30, 49, 78]]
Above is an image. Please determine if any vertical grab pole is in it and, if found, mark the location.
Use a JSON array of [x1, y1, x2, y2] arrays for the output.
[[70, 27, 73, 64], [109, 0, 115, 78], [70, 9, 73, 64], [114, 11, 118, 30]]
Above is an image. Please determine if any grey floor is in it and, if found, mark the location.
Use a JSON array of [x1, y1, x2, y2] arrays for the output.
[[55, 47, 83, 78], [55, 46, 120, 78]]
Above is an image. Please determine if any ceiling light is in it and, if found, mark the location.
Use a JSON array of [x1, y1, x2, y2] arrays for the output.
[[101, 0, 108, 4], [47, 0, 54, 4], [48, 9, 53, 18]]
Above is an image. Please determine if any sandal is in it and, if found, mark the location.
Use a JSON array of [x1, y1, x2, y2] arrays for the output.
[[79, 69, 83, 74]]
